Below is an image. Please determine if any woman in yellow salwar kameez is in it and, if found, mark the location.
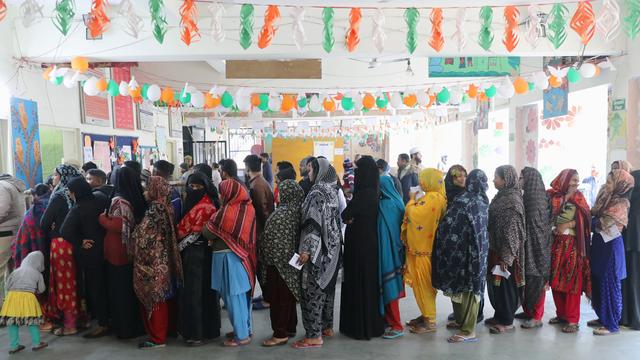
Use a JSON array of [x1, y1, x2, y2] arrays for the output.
[[402, 168, 447, 333]]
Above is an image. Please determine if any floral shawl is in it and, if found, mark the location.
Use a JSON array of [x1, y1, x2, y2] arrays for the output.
[[12, 192, 50, 267], [54, 164, 80, 209], [592, 169, 634, 233]]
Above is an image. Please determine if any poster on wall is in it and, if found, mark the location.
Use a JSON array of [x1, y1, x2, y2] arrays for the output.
[[543, 79, 569, 119], [429, 57, 520, 77], [115, 136, 139, 163], [313, 141, 334, 161], [93, 141, 112, 173], [112, 67, 135, 130], [609, 99, 627, 149], [80, 68, 111, 127], [138, 103, 155, 132], [10, 97, 43, 188], [156, 126, 168, 158], [169, 107, 183, 138], [476, 100, 490, 131], [40, 127, 63, 178], [516, 104, 539, 168]]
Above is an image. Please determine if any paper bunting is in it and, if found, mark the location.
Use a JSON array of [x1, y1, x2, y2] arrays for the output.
[[345, 8, 362, 52], [404, 8, 419, 54], [571, 1, 596, 45], [372, 9, 386, 53], [239, 4, 255, 49], [291, 7, 305, 50], [20, 0, 44, 28], [0, 0, 5, 22], [258, 5, 280, 49], [87, 0, 110, 39], [52, 0, 75, 35], [597, 0, 621, 41], [208, 1, 225, 43], [429, 8, 444, 52], [525, 5, 542, 48], [452, 9, 467, 52], [624, 0, 640, 39], [180, 0, 200, 46], [478, 6, 494, 51], [149, 0, 168, 44], [118, 0, 143, 38], [322, 8, 335, 53], [503, 6, 519, 52], [548, 3, 569, 49]]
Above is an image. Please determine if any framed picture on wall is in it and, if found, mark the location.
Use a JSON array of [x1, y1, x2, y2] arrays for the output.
[[80, 68, 111, 127], [137, 102, 155, 132], [168, 107, 183, 138]]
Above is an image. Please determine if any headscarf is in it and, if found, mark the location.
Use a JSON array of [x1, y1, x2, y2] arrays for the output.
[[67, 176, 93, 201], [260, 179, 304, 301], [547, 169, 591, 258], [54, 164, 80, 208], [182, 172, 220, 220], [433, 169, 489, 297], [592, 169, 634, 231], [133, 176, 183, 317], [205, 179, 257, 291], [488, 165, 526, 287], [354, 156, 379, 195], [444, 165, 467, 205], [521, 167, 553, 311], [300, 156, 312, 177], [377, 175, 405, 314], [611, 160, 633, 173], [13, 189, 50, 267], [193, 163, 213, 179], [299, 158, 342, 289], [418, 168, 446, 198], [114, 166, 147, 222]]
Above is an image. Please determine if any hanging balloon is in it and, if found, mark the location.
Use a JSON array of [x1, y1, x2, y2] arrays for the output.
[[309, 95, 322, 112], [221, 91, 234, 108], [297, 94, 308, 109], [180, 91, 191, 104], [147, 84, 161, 101], [251, 94, 261, 107], [362, 93, 375, 109], [390, 92, 403, 109], [376, 94, 388, 109], [281, 95, 295, 112], [96, 78, 108, 92], [485, 85, 497, 98], [567, 67, 581, 83], [437, 87, 450, 104], [161, 87, 174, 103], [403, 93, 418, 107], [341, 97, 354, 112], [71, 56, 89, 73], [258, 93, 269, 111], [579, 63, 597, 78], [129, 87, 141, 98], [449, 89, 463, 104], [467, 84, 478, 98], [141, 83, 150, 99], [119, 81, 129, 96], [42, 67, 54, 81], [237, 94, 252, 112], [513, 77, 528, 94], [528, 82, 536, 91], [191, 91, 205, 108], [417, 91, 429, 107], [83, 77, 100, 96], [107, 80, 120, 97], [497, 77, 515, 98], [269, 94, 282, 112], [63, 72, 76, 88], [533, 71, 549, 90], [352, 92, 363, 111], [323, 97, 336, 112], [549, 75, 563, 88]]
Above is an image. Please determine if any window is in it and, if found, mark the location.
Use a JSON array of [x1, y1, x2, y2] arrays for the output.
[[228, 128, 260, 173]]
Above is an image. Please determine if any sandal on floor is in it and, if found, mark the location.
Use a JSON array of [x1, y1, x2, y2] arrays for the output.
[[549, 317, 567, 325], [562, 324, 579, 333], [489, 325, 515, 334], [405, 315, 424, 327], [223, 338, 251, 347], [32, 342, 48, 351], [322, 328, 334, 337], [292, 339, 323, 349], [40, 322, 54, 332], [593, 327, 617, 336], [262, 337, 289, 347], [587, 319, 602, 328], [447, 334, 479, 343], [410, 323, 436, 334], [446, 321, 461, 330], [521, 320, 543, 329], [382, 329, 404, 339], [53, 327, 78, 336], [9, 345, 25, 354]]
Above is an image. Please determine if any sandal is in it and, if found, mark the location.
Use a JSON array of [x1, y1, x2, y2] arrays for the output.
[[562, 324, 579, 333], [382, 329, 404, 339], [53, 327, 78, 336], [32, 342, 48, 351], [593, 327, 617, 336], [292, 339, 323, 349], [549, 317, 567, 325], [489, 325, 515, 334], [447, 334, 479, 343], [405, 315, 424, 327], [223, 338, 251, 347], [446, 321, 461, 330], [262, 337, 288, 347], [410, 322, 436, 334], [40, 322, 54, 332], [587, 319, 602, 328], [9, 345, 25, 354], [322, 328, 334, 337], [521, 320, 543, 329]]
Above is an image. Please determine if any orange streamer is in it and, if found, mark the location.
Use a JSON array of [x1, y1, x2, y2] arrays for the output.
[[570, 1, 596, 45], [429, 8, 444, 52], [180, 0, 200, 46], [345, 8, 362, 52], [503, 6, 519, 52], [0, 0, 6, 22], [258, 5, 280, 49], [87, 0, 110, 38]]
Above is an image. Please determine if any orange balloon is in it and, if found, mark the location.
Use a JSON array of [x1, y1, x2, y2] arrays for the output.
[[594, 66, 601, 77], [129, 86, 141, 98], [250, 94, 261, 107], [513, 77, 528, 94], [362, 93, 375, 109], [478, 92, 488, 102], [549, 75, 562, 88], [323, 98, 336, 112], [42, 67, 53, 80], [403, 94, 418, 108], [427, 94, 436, 108], [71, 56, 89, 73], [96, 78, 108, 92], [467, 84, 478, 98], [161, 87, 174, 103], [281, 95, 295, 112], [211, 96, 221, 108], [133, 96, 144, 104]]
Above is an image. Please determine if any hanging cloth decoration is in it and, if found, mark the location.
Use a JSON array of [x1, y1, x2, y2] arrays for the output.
[[291, 7, 305, 50], [345, 8, 362, 52], [525, 4, 542, 48], [322, 7, 335, 53], [503, 5, 519, 52], [429, 8, 444, 52], [547, 3, 569, 49], [570, 1, 596, 45], [87, 0, 110, 39], [478, 6, 494, 51], [118, 0, 143, 38], [209, 1, 225, 43], [239, 4, 254, 49], [149, 0, 168, 44], [625, 0, 640, 39], [404, 8, 419, 54], [180, 0, 200, 46], [0, 0, 5, 22], [20, 0, 45, 28], [258, 5, 280, 49], [597, 0, 621, 42], [452, 8, 467, 52], [372, 9, 386, 53], [52, 0, 76, 35]]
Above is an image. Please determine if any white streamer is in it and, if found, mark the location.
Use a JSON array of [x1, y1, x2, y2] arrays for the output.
[[372, 9, 386, 53], [118, 0, 144, 39], [451, 9, 467, 52], [291, 7, 306, 50], [209, 1, 226, 43], [20, 0, 44, 28], [597, 0, 621, 42], [525, 5, 542, 49]]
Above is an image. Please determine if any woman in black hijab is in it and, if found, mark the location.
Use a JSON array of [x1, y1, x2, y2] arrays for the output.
[[339, 156, 385, 340], [622, 170, 640, 329]]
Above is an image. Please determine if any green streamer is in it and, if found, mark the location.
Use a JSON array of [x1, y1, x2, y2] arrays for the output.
[[624, 0, 640, 39], [322, 8, 335, 53], [547, 4, 568, 49], [478, 6, 493, 51], [149, 0, 168, 44], [404, 8, 419, 54], [52, 0, 75, 36], [239, 4, 254, 50]]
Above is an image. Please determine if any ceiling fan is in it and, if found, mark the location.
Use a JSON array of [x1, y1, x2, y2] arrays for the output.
[[350, 57, 411, 69]]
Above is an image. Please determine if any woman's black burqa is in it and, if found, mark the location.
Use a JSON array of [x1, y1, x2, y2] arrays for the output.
[[622, 170, 640, 329], [339, 156, 385, 340]]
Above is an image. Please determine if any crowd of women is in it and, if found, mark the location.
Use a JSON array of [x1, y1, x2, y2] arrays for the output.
[[1, 154, 640, 354]]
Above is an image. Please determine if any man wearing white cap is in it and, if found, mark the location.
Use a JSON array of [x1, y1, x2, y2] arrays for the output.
[[409, 147, 424, 171]]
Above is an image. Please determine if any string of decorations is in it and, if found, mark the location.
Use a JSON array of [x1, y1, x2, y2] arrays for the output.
[[478, 6, 494, 51], [322, 7, 335, 53], [52, 0, 75, 35], [291, 7, 305, 50], [428, 8, 444, 52], [623, 0, 640, 39], [239, 4, 254, 50], [404, 8, 419, 54], [180, 0, 200, 46], [258, 5, 280, 49], [570, 1, 596, 45], [209, 1, 226, 43], [87, 0, 110, 39], [372, 9, 386, 53], [503, 5, 520, 52], [149, 0, 168, 44], [118, 0, 143, 38], [345, 8, 361, 52], [548, 3, 569, 49]]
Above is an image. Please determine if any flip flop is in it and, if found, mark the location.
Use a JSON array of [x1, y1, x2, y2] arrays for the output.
[[223, 338, 251, 347], [593, 327, 618, 336], [489, 325, 515, 334], [549, 317, 567, 325], [9, 345, 25, 354], [447, 334, 479, 343], [562, 324, 579, 334], [446, 321, 461, 330], [587, 319, 602, 328], [382, 330, 404, 339], [262, 337, 289, 347], [292, 340, 323, 349], [521, 320, 543, 329], [32, 342, 48, 351]]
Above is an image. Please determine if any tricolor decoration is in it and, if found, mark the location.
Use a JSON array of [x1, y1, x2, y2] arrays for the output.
[[20, 0, 45, 28], [322, 7, 335, 53], [503, 6, 520, 52], [239, 4, 254, 49], [525, 4, 542, 48], [149, 0, 168, 44], [597, 0, 621, 41], [571, 1, 596, 45], [345, 8, 362, 52], [625, 0, 640, 39], [87, 0, 110, 39], [291, 7, 305, 50], [209, 1, 225, 43], [372, 9, 386, 53], [548, 3, 569, 49], [478, 6, 494, 51], [258, 5, 280, 49], [180, 0, 200, 46], [52, 0, 75, 35], [452, 9, 467, 52], [404, 8, 419, 54], [429, 8, 444, 52], [0, 0, 6, 22], [118, 0, 143, 38]]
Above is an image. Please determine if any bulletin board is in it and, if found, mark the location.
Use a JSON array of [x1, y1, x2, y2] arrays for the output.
[[271, 137, 345, 180]]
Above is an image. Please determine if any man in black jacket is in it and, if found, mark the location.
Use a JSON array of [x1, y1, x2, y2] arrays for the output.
[[397, 153, 419, 204], [298, 156, 315, 196], [86, 169, 113, 205]]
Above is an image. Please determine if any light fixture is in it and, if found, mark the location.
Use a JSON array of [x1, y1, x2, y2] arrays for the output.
[[405, 59, 414, 77]]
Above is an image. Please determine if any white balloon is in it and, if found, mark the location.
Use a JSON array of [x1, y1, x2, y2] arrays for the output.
[[63, 71, 76, 88], [580, 63, 597, 78], [417, 91, 430, 107], [352, 92, 363, 112], [391, 92, 403, 109], [269, 94, 282, 112], [450, 89, 463, 104], [83, 77, 100, 96], [532, 71, 549, 90], [497, 77, 515, 98], [119, 81, 129, 96], [147, 84, 161, 102], [309, 95, 322, 112], [237, 95, 251, 112], [190, 91, 205, 108]]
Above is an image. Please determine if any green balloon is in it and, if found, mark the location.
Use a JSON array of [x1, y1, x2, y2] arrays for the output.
[[258, 93, 269, 111], [174, 92, 181, 102], [437, 88, 450, 104], [221, 91, 234, 108], [485, 85, 497, 98], [528, 82, 535, 91], [297, 96, 308, 108], [462, 94, 469, 103], [341, 97, 354, 111], [567, 67, 580, 83], [376, 96, 388, 109], [180, 92, 191, 104], [107, 80, 119, 96], [53, 76, 64, 85], [141, 84, 150, 100]]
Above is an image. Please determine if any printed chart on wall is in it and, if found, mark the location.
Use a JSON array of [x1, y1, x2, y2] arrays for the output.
[[10, 97, 43, 188], [81, 68, 111, 127], [112, 67, 135, 130], [138, 102, 155, 132], [313, 141, 335, 161], [609, 99, 627, 149], [39, 127, 63, 178]]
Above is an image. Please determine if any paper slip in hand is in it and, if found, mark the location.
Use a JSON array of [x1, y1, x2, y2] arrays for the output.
[[600, 224, 621, 243], [289, 253, 303, 270], [491, 265, 511, 279], [562, 228, 571, 235]]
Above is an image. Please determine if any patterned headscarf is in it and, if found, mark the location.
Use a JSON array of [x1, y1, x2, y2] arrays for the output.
[[611, 160, 633, 173], [444, 165, 467, 204], [418, 168, 446, 198], [54, 164, 80, 208], [592, 169, 635, 231], [146, 176, 173, 220]]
